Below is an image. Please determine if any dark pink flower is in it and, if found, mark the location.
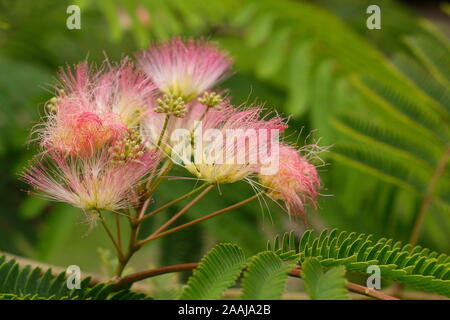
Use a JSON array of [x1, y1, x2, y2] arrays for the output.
[[259, 144, 320, 216]]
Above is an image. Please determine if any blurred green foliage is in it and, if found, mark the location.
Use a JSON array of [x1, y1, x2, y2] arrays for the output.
[[0, 0, 449, 279]]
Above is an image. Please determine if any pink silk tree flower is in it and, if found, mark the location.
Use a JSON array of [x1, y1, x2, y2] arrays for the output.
[[43, 111, 127, 158], [174, 105, 287, 184], [107, 60, 156, 127], [22, 139, 159, 214], [259, 144, 320, 216], [39, 59, 155, 157], [137, 39, 232, 101]]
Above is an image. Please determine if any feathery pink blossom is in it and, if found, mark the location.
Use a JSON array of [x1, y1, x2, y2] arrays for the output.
[[39, 59, 155, 156], [259, 144, 320, 216], [137, 39, 232, 100], [22, 146, 159, 213], [174, 104, 287, 184]]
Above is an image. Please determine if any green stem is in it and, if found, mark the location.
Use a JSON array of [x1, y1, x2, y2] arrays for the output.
[[100, 214, 123, 261], [146, 160, 173, 195], [144, 114, 171, 193], [114, 185, 212, 277], [114, 201, 151, 278], [196, 106, 211, 126], [114, 223, 139, 278], [115, 212, 122, 251], [156, 114, 170, 148]]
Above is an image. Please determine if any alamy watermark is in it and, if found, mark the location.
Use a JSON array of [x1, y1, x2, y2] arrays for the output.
[[66, 5, 81, 30], [168, 121, 281, 175], [66, 265, 81, 289], [366, 5, 381, 30], [366, 265, 381, 290]]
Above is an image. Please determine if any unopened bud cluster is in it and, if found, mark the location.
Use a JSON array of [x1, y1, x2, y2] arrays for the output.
[[155, 93, 186, 117], [198, 91, 223, 110], [110, 129, 144, 165]]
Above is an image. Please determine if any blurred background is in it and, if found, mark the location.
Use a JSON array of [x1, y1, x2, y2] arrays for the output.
[[0, 0, 449, 296]]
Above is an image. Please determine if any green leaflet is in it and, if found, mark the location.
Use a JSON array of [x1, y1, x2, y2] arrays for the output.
[[268, 229, 450, 297], [241, 251, 295, 300], [0, 255, 148, 300], [256, 26, 292, 78], [246, 11, 275, 47], [179, 243, 246, 300], [286, 42, 313, 117], [303, 258, 349, 300]]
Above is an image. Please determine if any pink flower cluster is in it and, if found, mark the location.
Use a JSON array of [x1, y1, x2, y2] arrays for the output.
[[23, 38, 321, 217]]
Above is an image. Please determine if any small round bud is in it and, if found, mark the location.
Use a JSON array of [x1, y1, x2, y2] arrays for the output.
[[155, 93, 186, 117], [198, 91, 223, 110]]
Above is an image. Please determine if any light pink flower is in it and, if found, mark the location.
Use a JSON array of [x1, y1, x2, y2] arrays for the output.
[[137, 39, 232, 100], [39, 59, 155, 157], [22, 147, 159, 212], [259, 144, 320, 216]]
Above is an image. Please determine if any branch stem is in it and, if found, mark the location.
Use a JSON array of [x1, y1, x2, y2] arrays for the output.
[[115, 212, 122, 251], [409, 146, 450, 246], [115, 263, 399, 300], [288, 268, 399, 300], [137, 185, 214, 247], [156, 114, 170, 148], [139, 192, 260, 244], [100, 214, 123, 261], [115, 263, 199, 290], [139, 183, 209, 223]]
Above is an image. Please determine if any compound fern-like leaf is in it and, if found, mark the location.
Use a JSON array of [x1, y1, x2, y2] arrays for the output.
[[179, 243, 246, 300]]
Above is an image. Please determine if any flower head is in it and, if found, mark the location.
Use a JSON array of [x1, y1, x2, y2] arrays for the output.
[[43, 110, 127, 158], [109, 60, 156, 127], [259, 144, 320, 216], [22, 133, 159, 213], [173, 104, 287, 184], [137, 39, 232, 101], [39, 59, 154, 157]]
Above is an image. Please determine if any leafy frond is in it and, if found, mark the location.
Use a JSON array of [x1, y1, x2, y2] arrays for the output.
[[331, 22, 450, 221], [393, 53, 450, 117], [332, 113, 439, 169], [331, 143, 425, 194], [351, 76, 448, 144], [268, 230, 450, 297], [404, 33, 450, 88], [0, 255, 148, 300], [94, 0, 239, 47]]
